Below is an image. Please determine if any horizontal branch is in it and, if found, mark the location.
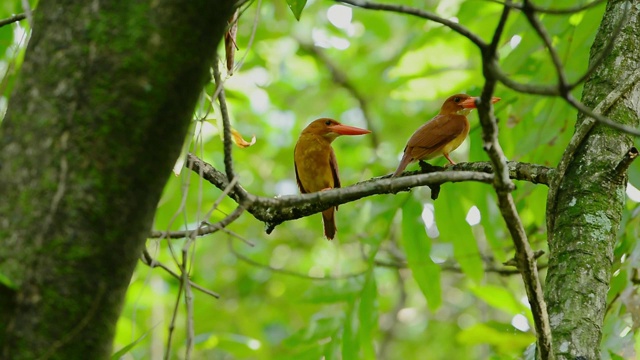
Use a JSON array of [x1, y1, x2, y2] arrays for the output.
[[186, 154, 552, 233], [0, 13, 26, 28]]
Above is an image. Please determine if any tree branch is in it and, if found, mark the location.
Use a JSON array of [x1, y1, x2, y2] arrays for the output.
[[486, 0, 606, 15], [140, 249, 220, 299], [0, 13, 25, 28], [522, 0, 569, 94], [212, 57, 250, 202], [546, 67, 640, 243], [478, 2, 553, 359], [335, 0, 486, 48], [185, 153, 553, 233]]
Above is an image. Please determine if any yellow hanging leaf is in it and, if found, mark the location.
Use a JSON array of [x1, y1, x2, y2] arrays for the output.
[[231, 128, 256, 148]]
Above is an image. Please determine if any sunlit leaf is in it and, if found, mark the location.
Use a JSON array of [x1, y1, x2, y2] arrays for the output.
[[436, 191, 484, 283], [111, 328, 152, 360], [342, 299, 359, 360], [470, 285, 529, 316], [457, 322, 534, 354], [401, 197, 442, 310], [358, 271, 377, 360], [0, 271, 17, 290], [285, 0, 307, 21]]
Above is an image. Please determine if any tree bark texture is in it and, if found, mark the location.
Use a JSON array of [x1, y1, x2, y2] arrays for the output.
[[0, 1, 235, 358], [545, 1, 640, 359]]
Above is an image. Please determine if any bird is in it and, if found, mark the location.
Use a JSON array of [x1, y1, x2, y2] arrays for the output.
[[294, 118, 371, 240], [392, 94, 501, 177]]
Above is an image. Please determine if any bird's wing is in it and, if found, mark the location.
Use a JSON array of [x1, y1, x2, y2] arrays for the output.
[[329, 147, 340, 210], [329, 148, 341, 189], [294, 160, 308, 194], [294, 142, 309, 194], [406, 114, 466, 159]]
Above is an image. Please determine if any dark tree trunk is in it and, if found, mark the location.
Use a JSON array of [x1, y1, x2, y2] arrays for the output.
[[545, 1, 640, 358], [0, 1, 235, 358]]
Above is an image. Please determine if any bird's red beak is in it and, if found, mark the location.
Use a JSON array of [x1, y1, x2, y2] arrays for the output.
[[460, 96, 501, 109], [329, 124, 371, 136]]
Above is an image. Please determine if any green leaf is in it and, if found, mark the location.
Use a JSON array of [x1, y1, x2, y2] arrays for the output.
[[608, 350, 625, 360], [0, 272, 17, 290], [401, 197, 442, 310], [358, 271, 377, 360], [457, 322, 534, 354], [435, 190, 484, 283], [285, 0, 307, 21], [470, 285, 529, 317], [283, 315, 343, 346], [197, 333, 262, 357], [111, 329, 152, 360], [300, 277, 365, 303], [341, 300, 359, 360]]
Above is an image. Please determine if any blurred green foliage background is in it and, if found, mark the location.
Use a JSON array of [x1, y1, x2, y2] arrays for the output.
[[1, 0, 639, 359]]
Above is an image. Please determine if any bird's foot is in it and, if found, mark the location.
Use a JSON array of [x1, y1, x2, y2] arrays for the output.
[[444, 154, 457, 166]]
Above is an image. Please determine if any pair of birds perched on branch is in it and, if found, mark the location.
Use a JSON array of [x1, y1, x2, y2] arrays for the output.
[[294, 93, 501, 240]]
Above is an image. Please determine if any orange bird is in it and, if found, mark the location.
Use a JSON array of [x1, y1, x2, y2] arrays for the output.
[[294, 118, 371, 240], [392, 94, 501, 177]]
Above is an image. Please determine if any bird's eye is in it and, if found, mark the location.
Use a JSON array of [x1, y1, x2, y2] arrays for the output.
[[325, 120, 332, 126], [454, 97, 461, 103]]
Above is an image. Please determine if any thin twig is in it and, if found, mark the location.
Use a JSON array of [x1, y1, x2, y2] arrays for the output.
[[486, 0, 606, 15], [336, 0, 486, 48], [0, 13, 26, 28], [230, 0, 262, 75], [181, 240, 194, 359], [141, 249, 220, 299], [212, 58, 237, 184], [150, 223, 256, 248], [164, 277, 183, 360], [522, 0, 569, 94]]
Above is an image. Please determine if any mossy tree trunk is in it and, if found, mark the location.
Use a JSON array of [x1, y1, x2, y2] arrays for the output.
[[0, 1, 235, 358], [545, 1, 640, 358]]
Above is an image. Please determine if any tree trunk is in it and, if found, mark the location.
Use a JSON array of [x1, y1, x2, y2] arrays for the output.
[[0, 1, 235, 358], [545, 1, 640, 358]]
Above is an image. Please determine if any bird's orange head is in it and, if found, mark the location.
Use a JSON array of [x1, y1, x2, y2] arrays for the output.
[[439, 94, 501, 116], [301, 118, 371, 141]]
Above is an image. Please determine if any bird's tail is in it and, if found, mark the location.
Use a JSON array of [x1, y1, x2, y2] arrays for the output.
[[322, 207, 337, 240], [392, 152, 413, 177]]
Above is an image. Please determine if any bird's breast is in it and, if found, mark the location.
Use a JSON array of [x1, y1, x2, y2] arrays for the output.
[[442, 123, 470, 154], [294, 136, 335, 192]]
